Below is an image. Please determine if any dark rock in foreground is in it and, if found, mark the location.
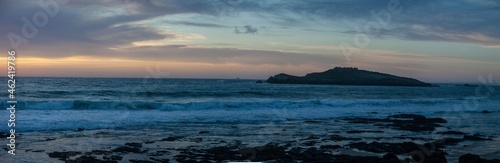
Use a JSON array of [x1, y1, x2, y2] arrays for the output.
[[416, 151, 447, 163], [112, 146, 144, 153], [463, 134, 493, 141], [161, 136, 184, 141], [267, 67, 432, 86], [346, 130, 384, 134], [342, 114, 447, 132], [129, 159, 156, 163], [66, 156, 116, 163], [174, 142, 415, 163], [125, 142, 142, 148], [348, 142, 420, 154], [324, 134, 362, 141], [459, 153, 500, 163], [47, 151, 82, 161], [0, 132, 8, 137], [437, 131, 466, 135]]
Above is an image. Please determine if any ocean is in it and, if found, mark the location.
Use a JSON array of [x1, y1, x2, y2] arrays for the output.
[[1, 77, 498, 133], [1, 77, 500, 162]]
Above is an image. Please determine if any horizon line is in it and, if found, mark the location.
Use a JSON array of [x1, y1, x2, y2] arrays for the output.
[[2, 76, 497, 85]]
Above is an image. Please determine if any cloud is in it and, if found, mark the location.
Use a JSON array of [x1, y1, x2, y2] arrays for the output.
[[164, 20, 229, 28], [3, 0, 499, 48], [234, 25, 259, 34], [201, 0, 500, 46], [0, 0, 229, 45], [86, 25, 174, 45], [124, 45, 342, 66], [134, 45, 339, 66], [1, 0, 498, 67], [275, 0, 500, 46]]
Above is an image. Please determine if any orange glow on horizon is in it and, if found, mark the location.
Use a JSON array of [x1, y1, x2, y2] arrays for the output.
[[0, 56, 321, 79]]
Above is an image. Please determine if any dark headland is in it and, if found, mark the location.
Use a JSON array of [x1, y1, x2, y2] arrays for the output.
[[267, 67, 432, 86]]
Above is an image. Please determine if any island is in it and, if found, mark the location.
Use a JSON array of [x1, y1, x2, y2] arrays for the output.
[[266, 67, 432, 87]]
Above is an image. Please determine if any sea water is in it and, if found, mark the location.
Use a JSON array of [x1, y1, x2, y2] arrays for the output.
[[0, 77, 498, 136]]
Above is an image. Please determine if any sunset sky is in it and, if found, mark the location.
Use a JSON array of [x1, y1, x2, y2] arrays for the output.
[[1, 0, 499, 83]]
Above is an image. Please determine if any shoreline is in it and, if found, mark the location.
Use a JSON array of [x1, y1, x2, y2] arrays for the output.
[[2, 114, 499, 162]]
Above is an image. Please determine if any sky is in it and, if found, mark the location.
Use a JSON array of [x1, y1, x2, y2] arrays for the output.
[[0, 0, 499, 83]]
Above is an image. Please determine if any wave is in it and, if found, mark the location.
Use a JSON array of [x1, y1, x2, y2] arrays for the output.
[[7, 98, 499, 132], [1, 99, 454, 111], [6, 90, 278, 99]]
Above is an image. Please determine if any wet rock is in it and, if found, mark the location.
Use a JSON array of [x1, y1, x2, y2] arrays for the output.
[[343, 114, 447, 132], [439, 138, 464, 146], [304, 120, 324, 123], [351, 141, 444, 162], [463, 134, 493, 141], [47, 151, 81, 161], [393, 136, 431, 141], [388, 114, 426, 120], [129, 159, 156, 163], [112, 146, 144, 153], [90, 150, 112, 155], [382, 153, 401, 163], [301, 135, 320, 140], [330, 155, 386, 163], [301, 140, 317, 146], [348, 142, 420, 154], [421, 151, 447, 163], [482, 110, 491, 114], [346, 130, 384, 134], [459, 153, 500, 163], [293, 147, 334, 162], [251, 143, 293, 162], [161, 136, 184, 141], [77, 128, 85, 131], [174, 145, 242, 162], [125, 142, 142, 148], [189, 138, 203, 143], [66, 156, 116, 163], [171, 141, 457, 162], [150, 157, 170, 163], [320, 145, 342, 150], [206, 146, 242, 161], [436, 131, 466, 135], [148, 150, 171, 156], [386, 114, 446, 132], [0, 132, 8, 137], [325, 134, 362, 141], [45, 138, 56, 141], [103, 155, 123, 161], [459, 154, 481, 163]]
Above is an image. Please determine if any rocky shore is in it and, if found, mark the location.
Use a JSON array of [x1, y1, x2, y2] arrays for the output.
[[1, 114, 498, 162]]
